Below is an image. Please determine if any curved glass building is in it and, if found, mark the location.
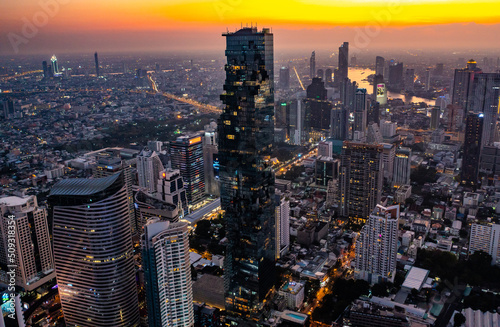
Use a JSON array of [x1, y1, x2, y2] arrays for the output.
[[48, 173, 139, 327]]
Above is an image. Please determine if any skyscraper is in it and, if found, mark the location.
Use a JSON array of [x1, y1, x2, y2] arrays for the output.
[[48, 173, 140, 327], [375, 56, 385, 77], [170, 133, 205, 205], [156, 168, 188, 217], [338, 42, 349, 82], [0, 196, 55, 291], [330, 105, 349, 141], [142, 219, 193, 327], [2, 98, 15, 119], [50, 54, 58, 75], [469, 223, 500, 265], [469, 73, 500, 147], [388, 62, 403, 90], [404, 68, 415, 93], [316, 69, 324, 80], [218, 27, 276, 317], [275, 192, 290, 259], [430, 107, 440, 130], [355, 204, 399, 284], [392, 147, 412, 188], [325, 68, 333, 86], [203, 122, 220, 196], [367, 100, 380, 126], [452, 59, 482, 112], [279, 66, 290, 89], [94, 52, 100, 77], [353, 89, 368, 137], [137, 149, 164, 194], [304, 77, 332, 139], [310, 51, 316, 79], [339, 142, 383, 222], [42, 60, 49, 78], [462, 113, 483, 186]]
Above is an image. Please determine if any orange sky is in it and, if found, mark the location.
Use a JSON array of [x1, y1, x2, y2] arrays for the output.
[[1, 0, 500, 54]]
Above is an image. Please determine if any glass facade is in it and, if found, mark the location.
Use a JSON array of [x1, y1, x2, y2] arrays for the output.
[[218, 27, 276, 317]]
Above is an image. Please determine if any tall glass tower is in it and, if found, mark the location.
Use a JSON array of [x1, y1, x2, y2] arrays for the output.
[[218, 27, 276, 318]]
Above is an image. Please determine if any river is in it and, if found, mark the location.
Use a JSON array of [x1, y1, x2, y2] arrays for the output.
[[348, 67, 435, 106]]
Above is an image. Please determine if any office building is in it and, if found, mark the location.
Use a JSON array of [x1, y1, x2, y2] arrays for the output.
[[156, 168, 188, 217], [94, 52, 100, 77], [0, 196, 55, 291], [425, 68, 431, 91], [353, 89, 368, 137], [388, 62, 403, 90], [315, 157, 338, 187], [479, 143, 500, 178], [279, 66, 290, 89], [137, 149, 164, 194], [2, 98, 15, 119], [452, 59, 482, 112], [381, 143, 395, 183], [469, 73, 500, 147], [330, 105, 349, 141], [404, 69, 415, 93], [219, 27, 276, 317], [203, 122, 220, 196], [325, 68, 333, 86], [338, 42, 349, 82], [50, 54, 58, 75], [375, 56, 385, 77], [142, 219, 193, 327], [339, 142, 383, 222], [462, 113, 483, 186], [304, 78, 332, 139], [170, 133, 205, 205], [48, 173, 140, 327], [380, 121, 397, 138], [355, 205, 399, 284], [134, 190, 179, 232], [393, 147, 412, 188], [430, 107, 440, 130], [310, 51, 316, 78], [316, 69, 324, 81], [368, 100, 380, 125], [275, 192, 290, 259], [42, 60, 49, 78]]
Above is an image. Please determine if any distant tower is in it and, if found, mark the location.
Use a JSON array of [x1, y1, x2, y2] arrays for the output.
[[42, 60, 48, 78], [462, 113, 483, 187], [203, 122, 220, 196], [48, 173, 140, 327], [355, 205, 399, 284], [330, 105, 348, 141], [388, 62, 403, 90], [353, 89, 368, 138], [310, 51, 316, 78], [375, 56, 385, 77], [430, 107, 440, 130], [137, 149, 164, 194], [50, 55, 58, 75], [94, 52, 100, 77], [452, 59, 482, 113], [142, 219, 194, 327], [325, 68, 333, 85], [404, 69, 415, 93], [338, 42, 349, 82], [275, 192, 290, 259], [279, 66, 290, 89], [304, 78, 332, 139], [316, 69, 324, 81]]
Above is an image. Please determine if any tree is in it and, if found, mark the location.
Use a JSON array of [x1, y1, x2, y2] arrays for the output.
[[459, 229, 468, 239], [195, 220, 212, 239], [454, 312, 466, 327]]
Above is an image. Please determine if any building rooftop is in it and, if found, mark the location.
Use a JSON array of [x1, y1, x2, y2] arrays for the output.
[[0, 196, 31, 207], [49, 173, 120, 196]]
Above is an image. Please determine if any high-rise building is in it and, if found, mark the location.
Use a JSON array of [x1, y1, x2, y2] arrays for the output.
[[375, 56, 385, 77], [170, 133, 205, 205], [462, 113, 483, 186], [469, 73, 500, 147], [452, 59, 482, 112], [147, 140, 163, 152], [156, 168, 188, 217], [0, 196, 55, 291], [366, 122, 383, 144], [445, 104, 464, 132], [469, 223, 500, 265], [393, 147, 412, 188], [381, 143, 395, 183], [430, 107, 440, 130], [2, 98, 15, 119], [380, 121, 397, 138], [353, 89, 368, 137], [330, 105, 349, 141], [50, 54, 58, 75], [93, 155, 136, 235], [137, 149, 164, 194], [355, 205, 399, 284], [142, 219, 193, 327], [338, 42, 349, 82], [304, 78, 332, 139], [339, 142, 383, 222], [310, 51, 316, 78], [279, 66, 290, 89], [325, 68, 333, 86], [316, 69, 324, 81], [367, 100, 380, 126], [203, 122, 220, 196], [375, 82, 388, 106], [425, 68, 432, 91], [134, 190, 179, 232], [94, 52, 100, 77], [42, 60, 49, 78], [48, 173, 140, 327], [388, 62, 403, 90], [219, 27, 276, 317], [434, 63, 444, 76], [404, 69, 415, 93], [275, 192, 290, 259]]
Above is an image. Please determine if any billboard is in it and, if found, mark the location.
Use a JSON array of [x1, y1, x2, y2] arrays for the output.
[[376, 83, 387, 105]]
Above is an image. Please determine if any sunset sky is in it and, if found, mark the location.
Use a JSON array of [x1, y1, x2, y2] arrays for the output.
[[1, 0, 500, 55]]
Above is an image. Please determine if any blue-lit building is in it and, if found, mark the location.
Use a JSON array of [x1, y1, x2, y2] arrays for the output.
[[218, 27, 276, 318]]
